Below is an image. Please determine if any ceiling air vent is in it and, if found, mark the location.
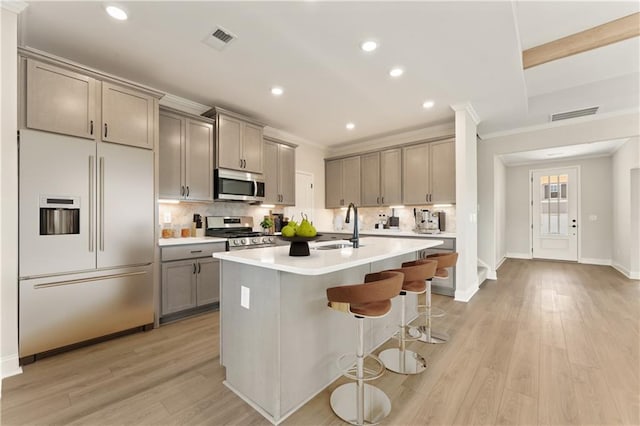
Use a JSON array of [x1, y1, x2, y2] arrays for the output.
[[550, 106, 599, 122], [203, 26, 237, 51]]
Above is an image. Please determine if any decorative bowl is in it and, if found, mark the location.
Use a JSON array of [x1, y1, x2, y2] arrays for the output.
[[278, 234, 322, 256]]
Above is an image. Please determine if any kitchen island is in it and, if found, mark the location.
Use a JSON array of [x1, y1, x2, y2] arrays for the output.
[[213, 237, 443, 424]]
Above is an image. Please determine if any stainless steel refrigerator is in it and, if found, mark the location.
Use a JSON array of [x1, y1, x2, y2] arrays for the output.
[[18, 129, 154, 360]]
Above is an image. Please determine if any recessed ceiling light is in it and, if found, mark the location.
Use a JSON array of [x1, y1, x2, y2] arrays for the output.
[[389, 67, 404, 77], [271, 87, 284, 96], [422, 100, 435, 109], [360, 40, 378, 52], [346, 123, 355, 130], [105, 5, 127, 21]]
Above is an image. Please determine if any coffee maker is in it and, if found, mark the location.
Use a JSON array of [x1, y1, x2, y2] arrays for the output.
[[414, 209, 446, 233]]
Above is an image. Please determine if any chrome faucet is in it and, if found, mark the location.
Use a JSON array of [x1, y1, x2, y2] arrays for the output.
[[345, 203, 359, 248]]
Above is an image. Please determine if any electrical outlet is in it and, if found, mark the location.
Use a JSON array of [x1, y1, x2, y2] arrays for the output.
[[589, 214, 598, 221], [241, 286, 250, 309]]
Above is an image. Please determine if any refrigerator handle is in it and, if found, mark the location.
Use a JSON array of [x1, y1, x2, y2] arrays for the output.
[[89, 156, 94, 252], [99, 156, 105, 252]]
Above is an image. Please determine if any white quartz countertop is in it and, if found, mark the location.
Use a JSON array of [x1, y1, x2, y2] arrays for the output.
[[213, 237, 443, 275], [319, 229, 456, 239], [158, 237, 227, 247]]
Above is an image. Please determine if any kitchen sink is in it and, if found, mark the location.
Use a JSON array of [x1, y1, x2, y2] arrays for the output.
[[313, 243, 363, 250]]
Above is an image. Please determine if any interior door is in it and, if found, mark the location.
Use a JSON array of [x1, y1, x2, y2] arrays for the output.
[[97, 142, 154, 269], [532, 167, 578, 261]]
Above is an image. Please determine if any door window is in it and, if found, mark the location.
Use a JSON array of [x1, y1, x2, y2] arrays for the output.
[[539, 174, 569, 235]]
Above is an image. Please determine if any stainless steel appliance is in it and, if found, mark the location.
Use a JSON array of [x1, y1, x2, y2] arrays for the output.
[[205, 216, 276, 250], [414, 209, 446, 234], [18, 129, 154, 361], [214, 168, 265, 202]]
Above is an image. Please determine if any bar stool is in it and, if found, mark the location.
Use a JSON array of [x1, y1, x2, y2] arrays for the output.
[[378, 259, 437, 375], [327, 270, 404, 425], [416, 252, 459, 344]]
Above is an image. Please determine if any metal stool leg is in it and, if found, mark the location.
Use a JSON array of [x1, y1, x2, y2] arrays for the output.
[[330, 318, 391, 425], [379, 293, 427, 375], [417, 279, 449, 344]]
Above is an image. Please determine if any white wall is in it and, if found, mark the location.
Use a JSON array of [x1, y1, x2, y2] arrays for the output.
[[505, 156, 613, 262], [1, 5, 23, 383], [630, 168, 639, 277], [612, 137, 640, 278], [479, 112, 640, 276]]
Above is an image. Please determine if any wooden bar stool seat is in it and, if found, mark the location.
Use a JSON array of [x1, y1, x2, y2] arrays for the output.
[[326, 271, 404, 426], [378, 259, 437, 375]]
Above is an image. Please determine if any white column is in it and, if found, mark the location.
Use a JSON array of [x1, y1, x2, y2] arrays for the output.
[[451, 103, 480, 302], [1, 1, 28, 389]]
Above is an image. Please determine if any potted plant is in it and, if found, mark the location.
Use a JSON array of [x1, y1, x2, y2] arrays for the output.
[[260, 217, 274, 235]]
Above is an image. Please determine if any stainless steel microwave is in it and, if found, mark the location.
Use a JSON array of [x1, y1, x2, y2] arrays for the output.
[[214, 168, 265, 202]]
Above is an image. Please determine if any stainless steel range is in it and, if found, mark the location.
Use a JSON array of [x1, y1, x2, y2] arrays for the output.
[[205, 216, 276, 250]]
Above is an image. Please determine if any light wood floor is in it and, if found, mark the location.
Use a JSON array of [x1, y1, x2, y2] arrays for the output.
[[2, 259, 638, 425]]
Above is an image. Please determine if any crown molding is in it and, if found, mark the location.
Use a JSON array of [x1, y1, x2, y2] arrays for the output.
[[451, 102, 481, 125], [480, 107, 640, 140], [158, 93, 211, 116], [1, 1, 28, 14]]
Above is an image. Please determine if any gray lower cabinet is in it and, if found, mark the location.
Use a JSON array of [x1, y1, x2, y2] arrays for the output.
[[161, 242, 224, 318]]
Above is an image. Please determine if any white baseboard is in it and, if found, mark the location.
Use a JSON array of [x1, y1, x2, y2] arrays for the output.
[[486, 269, 497, 280], [1, 353, 22, 379], [612, 262, 640, 280], [455, 284, 479, 302], [506, 252, 532, 259], [579, 258, 612, 266], [495, 256, 506, 270]]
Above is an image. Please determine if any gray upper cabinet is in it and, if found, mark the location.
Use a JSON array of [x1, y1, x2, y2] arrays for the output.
[[380, 149, 402, 206], [102, 82, 155, 149], [361, 152, 381, 207], [402, 139, 455, 205], [264, 139, 296, 205], [159, 109, 214, 202], [325, 156, 361, 208], [429, 140, 456, 204], [360, 149, 402, 207], [215, 111, 264, 173], [24, 57, 158, 150], [26, 59, 97, 140]]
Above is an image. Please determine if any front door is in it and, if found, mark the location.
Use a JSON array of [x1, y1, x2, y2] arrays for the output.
[[531, 167, 579, 261]]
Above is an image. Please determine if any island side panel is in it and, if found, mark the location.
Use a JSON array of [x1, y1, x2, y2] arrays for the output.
[[220, 260, 281, 418], [278, 264, 370, 416]]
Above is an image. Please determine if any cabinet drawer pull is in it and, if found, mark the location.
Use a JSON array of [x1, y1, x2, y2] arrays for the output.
[[190, 250, 203, 253]]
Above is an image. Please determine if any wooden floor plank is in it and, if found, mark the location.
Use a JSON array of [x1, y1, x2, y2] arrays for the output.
[[1, 259, 637, 426]]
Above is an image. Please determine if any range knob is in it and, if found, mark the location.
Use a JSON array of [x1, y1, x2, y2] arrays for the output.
[[232, 240, 240, 246], [240, 238, 247, 245], [266, 237, 274, 243], [252, 238, 260, 244]]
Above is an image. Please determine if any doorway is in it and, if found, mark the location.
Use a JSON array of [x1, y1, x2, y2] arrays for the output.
[[531, 166, 579, 261]]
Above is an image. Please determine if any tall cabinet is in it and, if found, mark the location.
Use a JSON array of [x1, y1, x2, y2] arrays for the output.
[[263, 138, 296, 205], [159, 108, 214, 202]]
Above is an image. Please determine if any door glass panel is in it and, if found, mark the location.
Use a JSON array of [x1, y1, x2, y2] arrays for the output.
[[539, 174, 569, 236]]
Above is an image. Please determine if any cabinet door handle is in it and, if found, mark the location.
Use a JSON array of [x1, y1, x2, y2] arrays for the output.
[[186, 186, 190, 197], [104, 123, 108, 138], [193, 263, 197, 274], [382, 196, 384, 204], [426, 194, 428, 202], [181, 186, 185, 196], [377, 197, 380, 204], [90, 120, 94, 135], [197, 262, 201, 274]]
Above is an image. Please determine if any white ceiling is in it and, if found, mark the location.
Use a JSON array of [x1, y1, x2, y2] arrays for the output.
[[499, 138, 629, 166], [18, 1, 640, 146]]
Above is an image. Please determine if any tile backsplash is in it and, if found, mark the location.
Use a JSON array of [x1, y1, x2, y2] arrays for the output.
[[331, 206, 456, 233], [158, 202, 332, 232]]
